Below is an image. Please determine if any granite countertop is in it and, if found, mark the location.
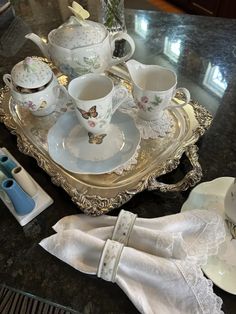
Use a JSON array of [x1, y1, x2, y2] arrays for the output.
[[0, 1, 236, 313]]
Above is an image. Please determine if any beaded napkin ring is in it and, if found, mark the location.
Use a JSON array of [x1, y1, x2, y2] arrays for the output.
[[97, 239, 124, 283], [112, 210, 137, 245]]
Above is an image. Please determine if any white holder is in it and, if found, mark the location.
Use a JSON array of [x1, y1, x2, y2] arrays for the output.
[[11, 165, 38, 197], [0, 147, 53, 226]]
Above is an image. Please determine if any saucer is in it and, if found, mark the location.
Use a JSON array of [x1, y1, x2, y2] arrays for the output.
[[47, 110, 140, 174], [181, 177, 236, 295]]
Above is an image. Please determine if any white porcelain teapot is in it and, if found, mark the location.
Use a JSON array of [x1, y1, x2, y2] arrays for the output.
[[25, 3, 135, 78]]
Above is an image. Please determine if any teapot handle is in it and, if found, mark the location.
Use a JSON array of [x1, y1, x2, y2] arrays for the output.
[[109, 32, 135, 66]]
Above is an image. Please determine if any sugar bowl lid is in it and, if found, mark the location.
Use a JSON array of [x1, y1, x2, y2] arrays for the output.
[[50, 17, 107, 50], [11, 57, 53, 89]]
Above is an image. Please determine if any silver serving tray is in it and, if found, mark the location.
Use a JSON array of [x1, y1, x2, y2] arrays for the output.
[[0, 61, 212, 215]]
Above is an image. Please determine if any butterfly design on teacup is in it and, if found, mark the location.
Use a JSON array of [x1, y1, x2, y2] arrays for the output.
[[88, 132, 106, 145], [77, 106, 98, 120]]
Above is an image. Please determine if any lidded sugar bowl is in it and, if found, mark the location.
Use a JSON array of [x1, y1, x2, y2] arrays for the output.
[[25, 4, 135, 78], [3, 57, 67, 116]]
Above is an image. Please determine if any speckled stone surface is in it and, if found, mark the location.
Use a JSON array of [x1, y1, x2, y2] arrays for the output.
[[0, 1, 236, 313]]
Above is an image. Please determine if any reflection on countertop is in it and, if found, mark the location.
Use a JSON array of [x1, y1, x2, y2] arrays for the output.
[[130, 11, 235, 115]]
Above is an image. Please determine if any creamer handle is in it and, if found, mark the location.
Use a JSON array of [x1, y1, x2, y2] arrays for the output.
[[166, 88, 191, 109]]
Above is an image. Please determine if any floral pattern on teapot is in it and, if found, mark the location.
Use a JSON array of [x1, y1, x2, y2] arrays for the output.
[[59, 55, 101, 78]]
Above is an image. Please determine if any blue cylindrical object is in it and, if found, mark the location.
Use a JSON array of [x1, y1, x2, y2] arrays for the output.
[[1, 178, 35, 215], [0, 169, 10, 202], [0, 155, 17, 177]]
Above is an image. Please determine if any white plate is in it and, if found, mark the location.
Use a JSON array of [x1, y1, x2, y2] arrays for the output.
[[181, 177, 236, 295], [47, 110, 141, 174]]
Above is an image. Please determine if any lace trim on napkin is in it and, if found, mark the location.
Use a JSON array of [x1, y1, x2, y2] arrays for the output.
[[97, 240, 124, 283], [182, 210, 226, 266], [112, 210, 137, 245], [175, 260, 223, 314]]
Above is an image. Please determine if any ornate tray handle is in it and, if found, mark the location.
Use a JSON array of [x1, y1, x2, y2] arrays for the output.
[[147, 144, 202, 192]]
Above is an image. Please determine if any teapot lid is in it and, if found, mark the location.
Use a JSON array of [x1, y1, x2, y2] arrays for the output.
[[11, 57, 52, 89], [50, 17, 107, 49]]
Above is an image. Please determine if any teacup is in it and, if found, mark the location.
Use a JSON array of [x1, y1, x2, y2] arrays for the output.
[[126, 60, 191, 121], [68, 74, 128, 136]]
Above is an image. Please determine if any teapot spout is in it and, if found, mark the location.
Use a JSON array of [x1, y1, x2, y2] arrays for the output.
[[25, 33, 50, 59]]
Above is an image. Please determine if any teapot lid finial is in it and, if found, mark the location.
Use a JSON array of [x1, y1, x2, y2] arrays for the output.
[[23, 57, 38, 73], [68, 1, 90, 25]]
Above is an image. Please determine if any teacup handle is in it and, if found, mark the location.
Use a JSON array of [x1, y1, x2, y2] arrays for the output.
[[110, 32, 135, 67], [166, 87, 191, 109], [3, 74, 13, 89], [112, 85, 128, 114]]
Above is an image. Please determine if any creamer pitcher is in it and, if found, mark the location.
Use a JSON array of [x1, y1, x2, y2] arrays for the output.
[[126, 59, 190, 121]]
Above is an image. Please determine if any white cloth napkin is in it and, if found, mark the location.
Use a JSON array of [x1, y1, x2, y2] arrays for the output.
[[53, 209, 226, 266], [40, 229, 223, 314]]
